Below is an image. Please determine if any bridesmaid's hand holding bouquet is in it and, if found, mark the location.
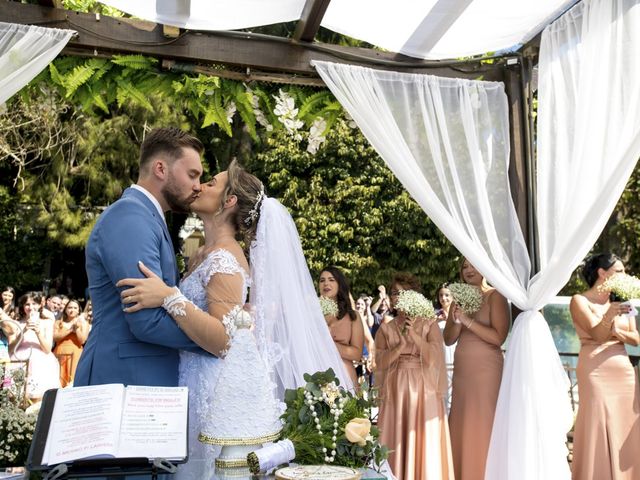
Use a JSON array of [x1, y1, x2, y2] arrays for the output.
[[600, 273, 640, 318], [395, 290, 436, 335], [448, 283, 483, 321], [319, 297, 339, 322]]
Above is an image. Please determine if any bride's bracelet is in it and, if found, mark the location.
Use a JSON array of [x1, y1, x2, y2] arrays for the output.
[[162, 287, 189, 317]]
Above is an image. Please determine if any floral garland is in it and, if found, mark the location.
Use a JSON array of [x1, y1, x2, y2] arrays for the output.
[[448, 282, 483, 315], [247, 369, 388, 474]]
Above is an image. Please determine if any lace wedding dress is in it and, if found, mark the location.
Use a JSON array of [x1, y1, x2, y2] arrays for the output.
[[176, 248, 250, 480]]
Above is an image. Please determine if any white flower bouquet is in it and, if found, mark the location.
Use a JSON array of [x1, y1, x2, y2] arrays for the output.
[[600, 273, 640, 302], [395, 290, 436, 319], [319, 297, 339, 317], [448, 283, 483, 316]]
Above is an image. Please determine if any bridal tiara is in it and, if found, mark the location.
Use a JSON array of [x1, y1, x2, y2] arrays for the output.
[[244, 187, 266, 226]]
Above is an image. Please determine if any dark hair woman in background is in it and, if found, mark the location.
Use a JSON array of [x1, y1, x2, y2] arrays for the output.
[[318, 266, 365, 386], [570, 253, 640, 479]]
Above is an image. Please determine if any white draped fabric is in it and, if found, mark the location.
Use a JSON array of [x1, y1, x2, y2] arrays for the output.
[[314, 0, 640, 474], [313, 59, 573, 479], [98, 0, 576, 60], [98, 0, 303, 31], [487, 1, 640, 478], [0, 22, 74, 105]]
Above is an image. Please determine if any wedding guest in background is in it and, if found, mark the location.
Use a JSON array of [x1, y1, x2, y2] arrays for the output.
[[371, 285, 393, 339], [355, 294, 376, 380], [435, 283, 456, 412], [32, 292, 55, 322], [375, 272, 453, 480], [444, 259, 509, 480], [83, 299, 93, 327], [59, 295, 70, 312], [2, 286, 16, 319], [0, 309, 17, 362], [570, 253, 640, 480], [8, 292, 60, 401], [45, 294, 63, 320], [53, 299, 90, 387], [318, 266, 364, 386]]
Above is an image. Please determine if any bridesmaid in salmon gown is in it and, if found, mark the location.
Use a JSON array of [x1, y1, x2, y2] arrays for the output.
[[318, 266, 364, 386], [444, 258, 509, 480], [53, 299, 90, 387], [570, 253, 640, 480], [376, 272, 454, 480]]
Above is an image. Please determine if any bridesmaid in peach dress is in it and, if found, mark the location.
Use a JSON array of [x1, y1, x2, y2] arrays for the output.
[[444, 259, 509, 480], [318, 266, 364, 386], [570, 253, 640, 480], [376, 272, 454, 480]]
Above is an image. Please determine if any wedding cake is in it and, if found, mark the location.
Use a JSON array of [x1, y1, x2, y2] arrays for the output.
[[199, 306, 283, 468]]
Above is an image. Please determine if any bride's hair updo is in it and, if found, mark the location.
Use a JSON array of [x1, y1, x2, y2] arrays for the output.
[[221, 159, 265, 247]]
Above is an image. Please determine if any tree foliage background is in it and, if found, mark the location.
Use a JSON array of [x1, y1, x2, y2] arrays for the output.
[[0, 52, 460, 296], [2, 0, 639, 299]]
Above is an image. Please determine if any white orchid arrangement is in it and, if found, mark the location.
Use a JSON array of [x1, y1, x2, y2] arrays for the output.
[[395, 290, 436, 319], [448, 282, 483, 316], [319, 297, 339, 318], [600, 273, 640, 302], [273, 89, 304, 140]]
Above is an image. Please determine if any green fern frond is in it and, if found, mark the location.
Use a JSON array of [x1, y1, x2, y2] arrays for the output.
[[234, 91, 257, 140], [88, 59, 112, 83], [48, 63, 64, 87], [115, 79, 154, 111], [315, 101, 343, 119], [201, 90, 231, 136], [299, 91, 333, 119], [193, 75, 221, 98], [64, 64, 99, 98], [111, 54, 157, 70], [89, 87, 110, 114]]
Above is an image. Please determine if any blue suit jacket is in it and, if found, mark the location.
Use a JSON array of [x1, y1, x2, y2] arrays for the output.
[[75, 187, 205, 387]]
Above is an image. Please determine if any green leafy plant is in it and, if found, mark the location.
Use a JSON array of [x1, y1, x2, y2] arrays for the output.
[[0, 364, 37, 467], [274, 369, 387, 470]]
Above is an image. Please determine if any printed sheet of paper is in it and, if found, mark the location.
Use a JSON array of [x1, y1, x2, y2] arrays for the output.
[[43, 384, 124, 465], [117, 386, 188, 460]]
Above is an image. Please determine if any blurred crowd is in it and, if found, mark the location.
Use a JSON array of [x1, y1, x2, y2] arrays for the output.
[[1, 287, 93, 402]]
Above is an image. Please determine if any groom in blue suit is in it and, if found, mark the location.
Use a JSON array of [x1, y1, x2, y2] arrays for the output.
[[75, 127, 206, 387]]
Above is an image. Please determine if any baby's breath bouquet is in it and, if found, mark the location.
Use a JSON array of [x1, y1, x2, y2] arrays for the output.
[[395, 290, 436, 319], [600, 273, 640, 302], [448, 282, 483, 315], [319, 297, 339, 318], [247, 369, 388, 475]]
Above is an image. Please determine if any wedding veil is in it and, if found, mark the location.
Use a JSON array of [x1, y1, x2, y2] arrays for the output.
[[250, 197, 354, 398]]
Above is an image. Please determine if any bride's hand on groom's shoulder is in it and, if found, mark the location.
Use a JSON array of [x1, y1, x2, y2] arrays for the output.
[[116, 261, 174, 313]]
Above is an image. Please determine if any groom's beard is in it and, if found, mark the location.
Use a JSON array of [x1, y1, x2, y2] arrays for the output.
[[162, 180, 196, 214]]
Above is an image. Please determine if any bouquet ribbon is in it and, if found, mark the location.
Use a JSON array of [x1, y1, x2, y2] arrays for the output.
[[247, 439, 295, 474]]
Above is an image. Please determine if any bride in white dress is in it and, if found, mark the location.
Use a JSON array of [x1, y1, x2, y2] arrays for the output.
[[118, 160, 353, 479]]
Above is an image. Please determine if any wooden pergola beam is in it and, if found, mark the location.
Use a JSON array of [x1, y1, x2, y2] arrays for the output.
[[293, 0, 331, 42], [0, 0, 504, 81]]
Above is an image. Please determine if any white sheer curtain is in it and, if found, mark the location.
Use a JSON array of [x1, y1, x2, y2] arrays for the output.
[[487, 1, 640, 478], [314, 0, 640, 473], [0, 22, 75, 105], [313, 59, 572, 479]]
